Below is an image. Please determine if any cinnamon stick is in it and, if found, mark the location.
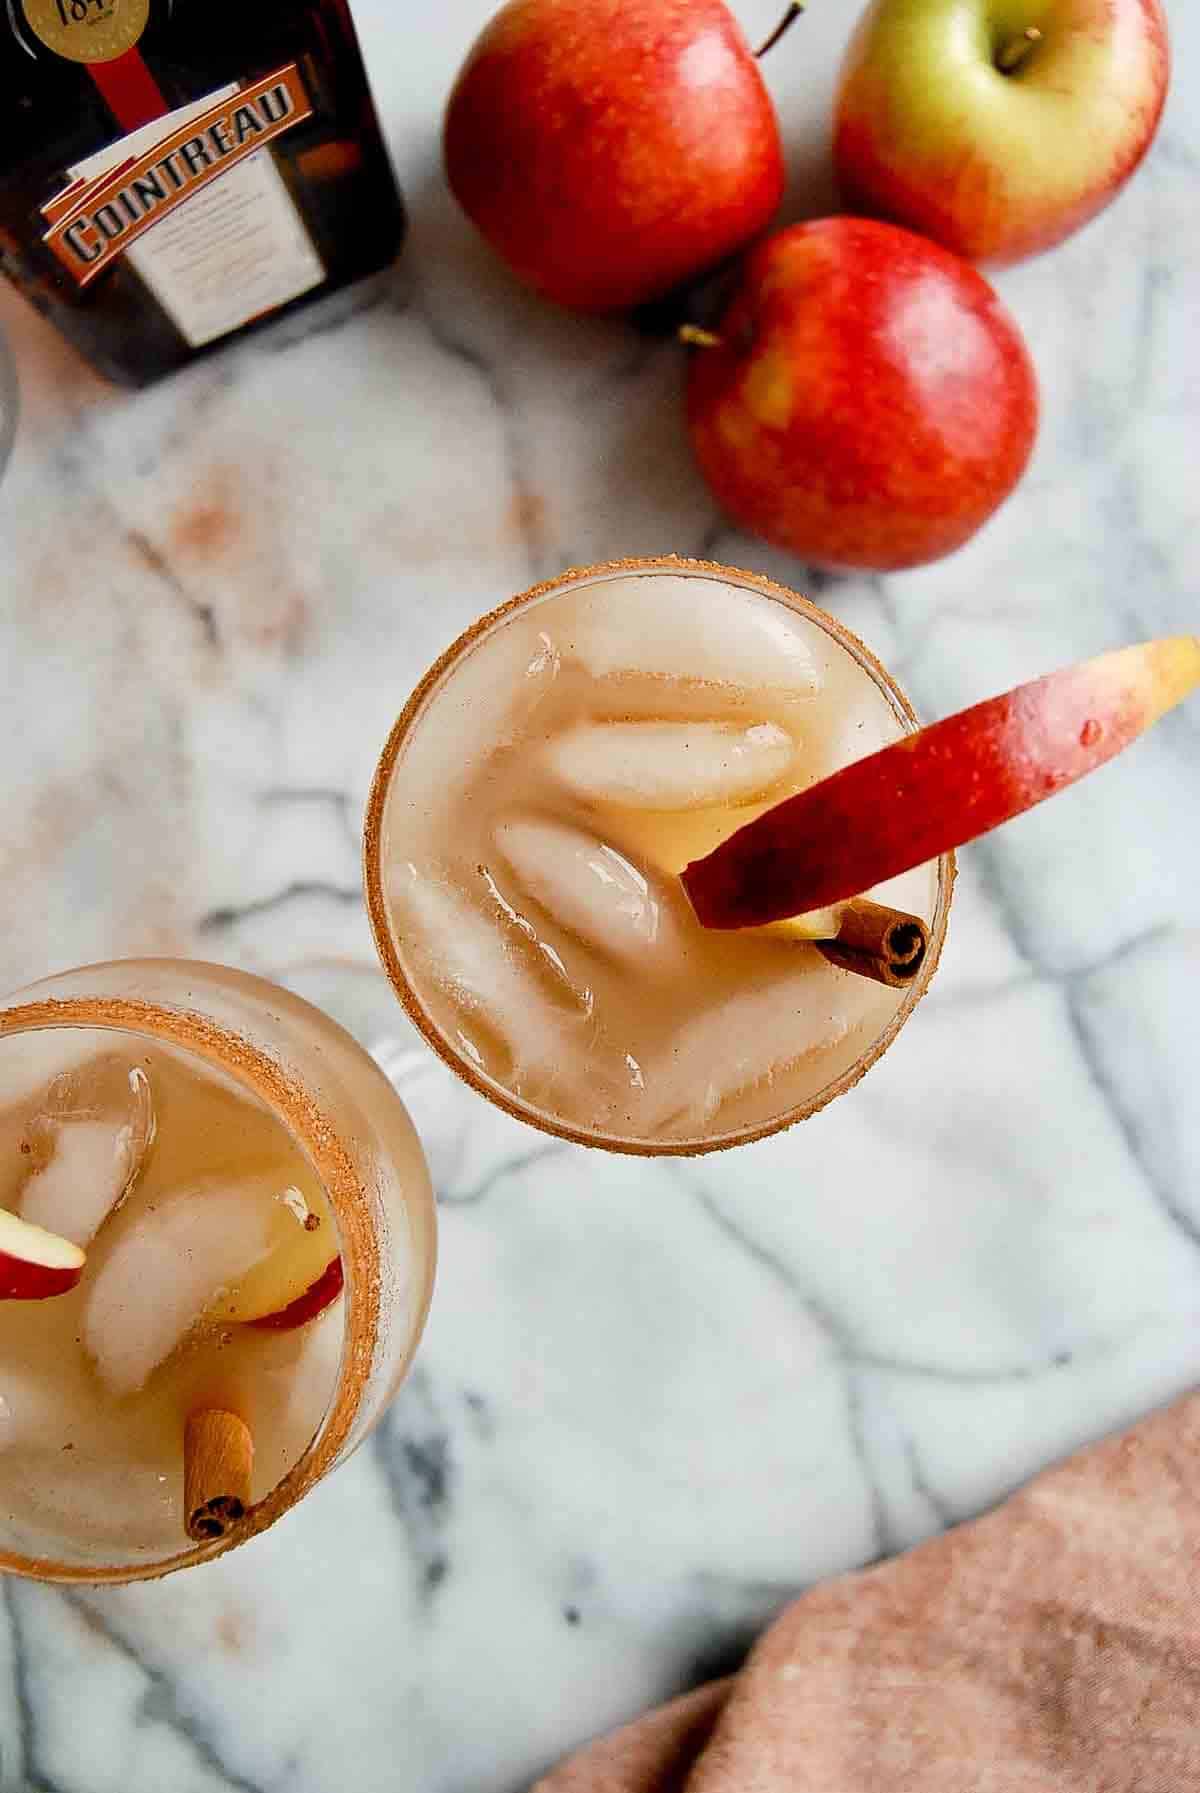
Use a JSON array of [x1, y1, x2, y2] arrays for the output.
[[816, 898, 929, 989], [184, 1409, 254, 1543]]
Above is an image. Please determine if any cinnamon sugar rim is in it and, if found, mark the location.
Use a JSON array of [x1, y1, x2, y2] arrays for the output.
[[0, 990, 379, 1584], [363, 555, 956, 1157]]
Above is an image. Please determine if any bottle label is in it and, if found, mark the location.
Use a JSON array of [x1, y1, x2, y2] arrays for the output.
[[23, 0, 150, 64], [41, 64, 326, 348]]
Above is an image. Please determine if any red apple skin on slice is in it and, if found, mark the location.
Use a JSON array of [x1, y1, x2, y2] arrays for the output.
[[0, 1208, 86, 1301], [683, 637, 1200, 930], [249, 1255, 343, 1332]]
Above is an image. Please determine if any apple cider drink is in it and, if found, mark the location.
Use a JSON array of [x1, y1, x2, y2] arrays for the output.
[[0, 962, 436, 1582], [366, 559, 954, 1153]]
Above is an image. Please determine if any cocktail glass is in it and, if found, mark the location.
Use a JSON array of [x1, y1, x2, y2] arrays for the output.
[[0, 958, 436, 1583], [364, 557, 954, 1155]]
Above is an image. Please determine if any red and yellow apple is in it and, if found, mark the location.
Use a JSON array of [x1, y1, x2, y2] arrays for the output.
[[0, 1207, 85, 1301], [685, 217, 1038, 572], [834, 0, 1170, 266], [443, 0, 786, 313], [683, 636, 1200, 928]]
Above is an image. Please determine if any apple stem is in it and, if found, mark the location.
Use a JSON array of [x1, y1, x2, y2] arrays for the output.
[[678, 324, 724, 349], [755, 2, 805, 59], [996, 25, 1042, 73]]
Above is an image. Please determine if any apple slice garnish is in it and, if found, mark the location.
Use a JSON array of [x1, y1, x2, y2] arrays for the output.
[[209, 1181, 342, 1330], [0, 1208, 86, 1301], [249, 1254, 344, 1332], [683, 637, 1200, 929]]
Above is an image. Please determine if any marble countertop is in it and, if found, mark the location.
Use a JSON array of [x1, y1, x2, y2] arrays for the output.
[[1, 3, 1198, 1788]]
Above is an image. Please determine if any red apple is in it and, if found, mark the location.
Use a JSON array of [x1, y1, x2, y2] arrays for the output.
[[683, 636, 1200, 929], [443, 0, 786, 313], [249, 1255, 344, 1332], [685, 217, 1038, 572], [834, 0, 1170, 267], [0, 1207, 85, 1301]]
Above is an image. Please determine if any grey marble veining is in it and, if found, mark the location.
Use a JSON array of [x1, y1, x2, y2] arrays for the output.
[[0, 1, 1198, 1788]]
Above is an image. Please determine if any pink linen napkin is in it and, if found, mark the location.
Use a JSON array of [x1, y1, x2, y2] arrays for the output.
[[537, 1392, 1200, 1792]]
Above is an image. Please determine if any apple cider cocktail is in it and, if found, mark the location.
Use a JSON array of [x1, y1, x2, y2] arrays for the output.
[[366, 559, 953, 1153], [0, 961, 436, 1582]]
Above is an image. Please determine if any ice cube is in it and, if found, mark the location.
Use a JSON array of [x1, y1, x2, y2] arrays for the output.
[[19, 1059, 155, 1247], [0, 1029, 102, 1111], [642, 963, 855, 1138], [547, 719, 797, 812], [476, 863, 593, 1016], [389, 862, 651, 1117], [495, 818, 689, 968], [390, 862, 589, 1080], [83, 1176, 278, 1396], [564, 574, 821, 698]]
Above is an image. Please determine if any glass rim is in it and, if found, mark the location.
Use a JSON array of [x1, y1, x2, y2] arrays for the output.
[[364, 555, 956, 1157], [0, 962, 394, 1584]]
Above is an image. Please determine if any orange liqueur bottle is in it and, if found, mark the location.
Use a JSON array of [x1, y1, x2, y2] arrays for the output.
[[0, 0, 405, 385]]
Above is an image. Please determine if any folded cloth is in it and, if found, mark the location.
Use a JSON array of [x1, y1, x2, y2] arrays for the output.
[[537, 1392, 1200, 1792]]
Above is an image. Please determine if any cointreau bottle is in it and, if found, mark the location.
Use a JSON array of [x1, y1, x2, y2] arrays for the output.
[[0, 0, 405, 385]]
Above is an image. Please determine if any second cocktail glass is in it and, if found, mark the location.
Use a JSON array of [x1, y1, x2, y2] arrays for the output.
[[365, 558, 954, 1154], [0, 959, 436, 1583]]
